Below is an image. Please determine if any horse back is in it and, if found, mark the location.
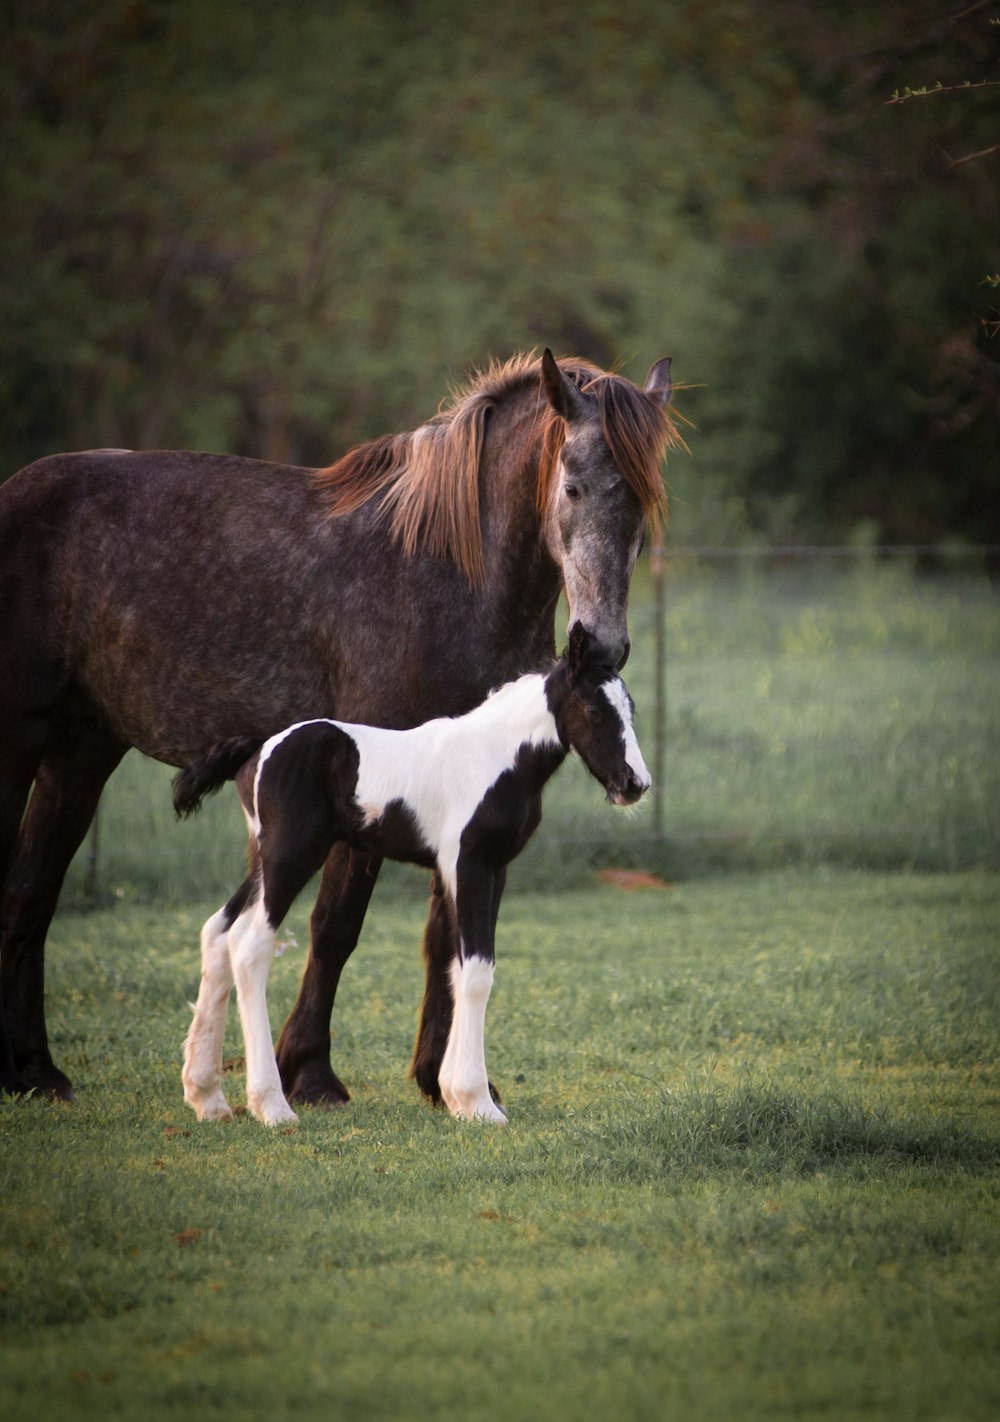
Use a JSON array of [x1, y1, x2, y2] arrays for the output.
[[0, 448, 539, 767], [1, 451, 406, 763]]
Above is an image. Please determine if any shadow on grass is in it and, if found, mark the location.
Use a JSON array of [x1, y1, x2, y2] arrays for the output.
[[579, 1075, 1000, 1183]]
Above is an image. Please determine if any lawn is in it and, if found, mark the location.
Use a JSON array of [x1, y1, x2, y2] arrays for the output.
[[2, 869, 998, 1421], [3, 563, 998, 1420]]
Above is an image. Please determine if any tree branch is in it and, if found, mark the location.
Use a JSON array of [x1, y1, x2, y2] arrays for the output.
[[886, 79, 1000, 104]]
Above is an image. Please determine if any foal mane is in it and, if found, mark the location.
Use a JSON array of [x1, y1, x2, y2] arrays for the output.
[[313, 352, 679, 584]]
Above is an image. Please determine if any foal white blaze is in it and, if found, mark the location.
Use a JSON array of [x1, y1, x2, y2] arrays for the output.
[[600, 675, 651, 800]]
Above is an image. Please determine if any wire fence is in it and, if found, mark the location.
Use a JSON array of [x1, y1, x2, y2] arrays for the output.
[[645, 537, 995, 847], [623, 538, 999, 877], [75, 542, 999, 903]]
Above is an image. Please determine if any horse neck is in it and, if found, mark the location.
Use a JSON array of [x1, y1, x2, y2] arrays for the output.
[[476, 397, 562, 656]]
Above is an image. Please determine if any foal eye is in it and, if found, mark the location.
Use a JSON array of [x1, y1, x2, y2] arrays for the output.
[[584, 703, 600, 722]]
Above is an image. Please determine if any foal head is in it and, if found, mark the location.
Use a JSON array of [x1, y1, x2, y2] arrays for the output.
[[549, 623, 651, 807]]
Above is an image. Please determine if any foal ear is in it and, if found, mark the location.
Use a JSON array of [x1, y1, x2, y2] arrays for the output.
[[542, 348, 586, 423], [568, 620, 591, 677], [643, 356, 672, 407]]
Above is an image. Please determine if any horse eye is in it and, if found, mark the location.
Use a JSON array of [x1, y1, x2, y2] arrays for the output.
[[584, 703, 599, 722], [565, 482, 580, 501]]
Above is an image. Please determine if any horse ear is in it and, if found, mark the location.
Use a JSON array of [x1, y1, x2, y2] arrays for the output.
[[568, 620, 590, 677], [644, 356, 672, 407], [542, 349, 586, 423]]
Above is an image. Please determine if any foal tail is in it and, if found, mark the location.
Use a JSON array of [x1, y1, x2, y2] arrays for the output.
[[172, 737, 263, 819]]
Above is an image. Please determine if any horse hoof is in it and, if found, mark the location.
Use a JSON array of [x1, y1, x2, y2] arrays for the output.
[[17, 1061, 76, 1101], [282, 1060, 351, 1108], [444, 1093, 508, 1125], [0, 1068, 32, 1099], [186, 1090, 234, 1122], [250, 1091, 299, 1127]]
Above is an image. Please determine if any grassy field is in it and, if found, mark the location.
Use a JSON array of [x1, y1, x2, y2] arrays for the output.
[[2, 871, 999, 1421], [3, 564, 999, 1419]]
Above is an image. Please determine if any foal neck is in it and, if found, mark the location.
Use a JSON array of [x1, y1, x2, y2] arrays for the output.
[[470, 673, 562, 756]]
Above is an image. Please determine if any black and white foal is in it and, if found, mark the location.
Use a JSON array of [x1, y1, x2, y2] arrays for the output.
[[172, 625, 650, 1127]]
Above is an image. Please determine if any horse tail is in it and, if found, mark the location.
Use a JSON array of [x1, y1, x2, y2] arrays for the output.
[[172, 737, 263, 818]]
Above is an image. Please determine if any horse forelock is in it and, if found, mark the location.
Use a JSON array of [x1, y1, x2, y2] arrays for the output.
[[313, 352, 678, 582], [536, 365, 679, 527]]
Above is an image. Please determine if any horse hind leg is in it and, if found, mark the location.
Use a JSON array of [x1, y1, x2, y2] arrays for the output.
[[275, 843, 382, 1107], [0, 720, 126, 1099]]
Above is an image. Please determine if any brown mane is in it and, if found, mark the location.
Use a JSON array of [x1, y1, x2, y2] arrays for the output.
[[313, 352, 679, 583]]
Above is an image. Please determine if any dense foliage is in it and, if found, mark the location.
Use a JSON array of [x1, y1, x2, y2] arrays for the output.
[[1, 0, 997, 542]]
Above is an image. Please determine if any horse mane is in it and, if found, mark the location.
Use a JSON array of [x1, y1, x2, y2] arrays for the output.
[[312, 352, 680, 584]]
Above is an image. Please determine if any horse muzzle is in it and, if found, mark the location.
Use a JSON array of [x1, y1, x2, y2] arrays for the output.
[[607, 771, 648, 807]]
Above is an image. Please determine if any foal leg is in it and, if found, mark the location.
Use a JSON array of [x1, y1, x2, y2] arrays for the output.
[[0, 721, 125, 1098], [438, 865, 507, 1125], [181, 880, 255, 1121], [228, 891, 298, 1127], [275, 844, 382, 1107]]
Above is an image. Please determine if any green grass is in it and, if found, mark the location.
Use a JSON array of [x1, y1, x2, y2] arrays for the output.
[[62, 562, 999, 909], [3, 870, 999, 1421], [4, 566, 998, 1418]]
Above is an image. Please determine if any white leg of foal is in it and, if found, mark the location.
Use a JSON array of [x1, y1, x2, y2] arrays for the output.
[[183, 906, 236, 1121], [228, 897, 298, 1126], [438, 955, 506, 1124]]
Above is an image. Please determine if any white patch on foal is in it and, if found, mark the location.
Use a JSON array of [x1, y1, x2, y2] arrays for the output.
[[182, 906, 235, 1121], [601, 676, 651, 792], [438, 955, 506, 1124], [348, 673, 559, 900], [226, 891, 299, 1126], [185, 888, 298, 1127]]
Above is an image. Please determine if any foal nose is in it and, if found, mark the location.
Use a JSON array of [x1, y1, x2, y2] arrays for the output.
[[612, 769, 649, 806], [626, 768, 649, 802]]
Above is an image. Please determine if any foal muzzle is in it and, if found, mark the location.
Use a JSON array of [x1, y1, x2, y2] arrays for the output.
[[607, 772, 648, 807]]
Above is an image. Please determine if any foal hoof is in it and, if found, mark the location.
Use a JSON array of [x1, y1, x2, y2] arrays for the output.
[[282, 1059, 351, 1109], [250, 1090, 299, 1128], [446, 1093, 508, 1125]]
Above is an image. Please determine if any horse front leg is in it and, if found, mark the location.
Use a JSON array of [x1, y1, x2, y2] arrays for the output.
[[437, 863, 507, 1125], [0, 750, 39, 1097], [275, 843, 382, 1107], [0, 723, 125, 1099]]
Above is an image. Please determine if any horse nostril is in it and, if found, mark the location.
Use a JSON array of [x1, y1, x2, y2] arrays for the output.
[[627, 771, 649, 802], [616, 637, 631, 670]]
